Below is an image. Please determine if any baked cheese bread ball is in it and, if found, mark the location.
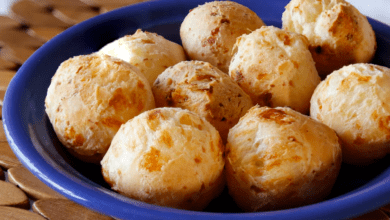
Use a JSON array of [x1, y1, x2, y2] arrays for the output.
[[282, 0, 376, 77], [311, 63, 390, 165], [99, 29, 186, 86], [101, 107, 225, 210], [226, 106, 341, 211], [45, 53, 155, 163], [229, 26, 321, 114], [152, 60, 253, 142], [180, 1, 265, 73]]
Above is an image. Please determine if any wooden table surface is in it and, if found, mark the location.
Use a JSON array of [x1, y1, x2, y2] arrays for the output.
[[0, 0, 389, 219]]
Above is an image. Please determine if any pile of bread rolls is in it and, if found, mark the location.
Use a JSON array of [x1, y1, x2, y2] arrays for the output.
[[45, 0, 389, 212]]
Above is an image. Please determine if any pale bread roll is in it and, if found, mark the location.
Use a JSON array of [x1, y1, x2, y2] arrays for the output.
[[229, 26, 321, 114], [152, 60, 253, 142], [99, 29, 186, 86], [101, 107, 225, 210], [311, 63, 390, 165], [45, 53, 155, 163], [180, 1, 265, 73], [226, 106, 341, 211], [282, 0, 376, 77]]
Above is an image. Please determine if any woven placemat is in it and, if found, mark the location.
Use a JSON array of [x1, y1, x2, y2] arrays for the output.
[[0, 0, 389, 219]]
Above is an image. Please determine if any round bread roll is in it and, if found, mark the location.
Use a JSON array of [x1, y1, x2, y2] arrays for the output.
[[101, 107, 225, 210], [180, 1, 265, 73], [311, 63, 390, 165], [98, 29, 186, 86], [153, 60, 253, 142], [282, 0, 376, 77], [226, 106, 342, 211], [229, 26, 321, 114], [45, 53, 155, 163]]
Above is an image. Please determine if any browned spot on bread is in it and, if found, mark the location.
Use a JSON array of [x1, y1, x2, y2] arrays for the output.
[[283, 35, 291, 46], [210, 140, 215, 153], [355, 122, 361, 130], [234, 125, 255, 137], [291, 155, 302, 162], [292, 60, 299, 69], [211, 27, 220, 35], [137, 81, 145, 89], [64, 127, 85, 147], [204, 103, 211, 111], [208, 36, 216, 44], [142, 147, 163, 172], [258, 108, 295, 125], [194, 157, 202, 163], [257, 73, 266, 80], [166, 78, 173, 86], [266, 159, 281, 170], [180, 114, 195, 126], [147, 110, 162, 131], [350, 72, 371, 82], [196, 74, 215, 81], [277, 32, 291, 46], [378, 116, 390, 133], [202, 37, 216, 47], [101, 117, 123, 129], [141, 39, 155, 44], [159, 130, 173, 148], [371, 110, 379, 120], [109, 88, 129, 112], [167, 88, 188, 106], [220, 18, 230, 24], [340, 72, 371, 91], [148, 109, 162, 120]]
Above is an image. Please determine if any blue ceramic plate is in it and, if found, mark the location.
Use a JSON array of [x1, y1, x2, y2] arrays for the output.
[[4, 0, 390, 219]]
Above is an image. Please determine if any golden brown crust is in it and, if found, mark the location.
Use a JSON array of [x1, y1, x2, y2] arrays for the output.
[[282, 0, 376, 77], [45, 53, 155, 163], [226, 106, 342, 211], [310, 63, 390, 165], [101, 108, 225, 210], [180, 1, 265, 73], [152, 60, 253, 142]]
